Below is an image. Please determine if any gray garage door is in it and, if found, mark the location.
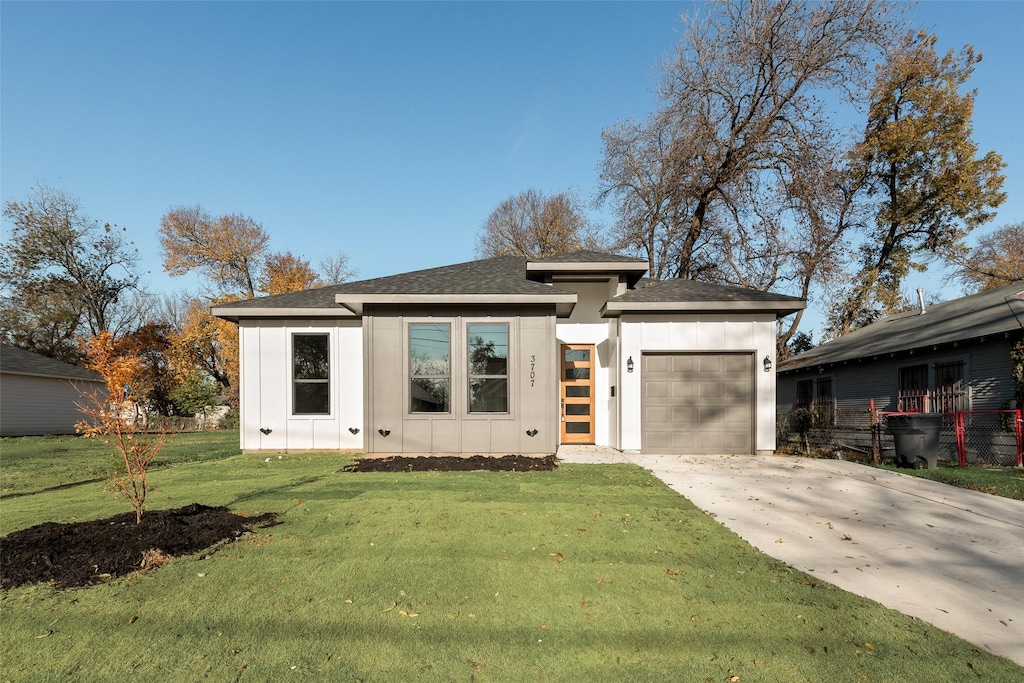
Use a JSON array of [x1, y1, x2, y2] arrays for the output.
[[641, 353, 753, 454]]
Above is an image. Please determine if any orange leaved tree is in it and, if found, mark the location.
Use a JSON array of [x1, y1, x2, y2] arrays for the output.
[[76, 331, 170, 523]]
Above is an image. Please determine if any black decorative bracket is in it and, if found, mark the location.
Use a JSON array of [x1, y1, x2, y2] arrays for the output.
[[378, 428, 391, 437], [260, 427, 273, 435], [525, 428, 538, 437], [349, 427, 360, 435]]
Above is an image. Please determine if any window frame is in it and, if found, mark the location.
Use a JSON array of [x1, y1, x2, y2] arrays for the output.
[[466, 322, 510, 414], [291, 333, 331, 416], [408, 322, 453, 415]]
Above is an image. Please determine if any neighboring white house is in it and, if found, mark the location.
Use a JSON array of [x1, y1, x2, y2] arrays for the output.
[[0, 344, 103, 437], [213, 251, 804, 455]]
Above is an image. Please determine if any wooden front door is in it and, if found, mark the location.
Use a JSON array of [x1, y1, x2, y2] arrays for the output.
[[560, 344, 595, 444]]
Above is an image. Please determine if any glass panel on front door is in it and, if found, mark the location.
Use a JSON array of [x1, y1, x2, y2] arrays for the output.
[[560, 344, 595, 445]]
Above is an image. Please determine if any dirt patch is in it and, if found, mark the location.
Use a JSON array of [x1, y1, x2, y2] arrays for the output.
[[342, 454, 558, 473], [1, 504, 278, 591]]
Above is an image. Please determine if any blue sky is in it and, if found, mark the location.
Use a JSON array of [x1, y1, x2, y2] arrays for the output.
[[2, 1, 1022, 338]]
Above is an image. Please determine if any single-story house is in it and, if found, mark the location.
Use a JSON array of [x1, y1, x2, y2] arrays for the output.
[[0, 344, 104, 437], [777, 281, 1024, 429], [212, 251, 804, 455]]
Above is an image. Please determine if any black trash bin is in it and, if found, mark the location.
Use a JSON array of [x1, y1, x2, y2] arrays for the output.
[[886, 413, 943, 469]]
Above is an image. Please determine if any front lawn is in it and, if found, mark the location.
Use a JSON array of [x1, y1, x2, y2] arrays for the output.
[[1, 435, 1020, 681]]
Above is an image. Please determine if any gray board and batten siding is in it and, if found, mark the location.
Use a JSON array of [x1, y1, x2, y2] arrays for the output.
[[364, 306, 558, 455]]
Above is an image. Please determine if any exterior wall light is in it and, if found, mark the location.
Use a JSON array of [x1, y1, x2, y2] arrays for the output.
[[627, 356, 634, 373], [763, 355, 772, 372]]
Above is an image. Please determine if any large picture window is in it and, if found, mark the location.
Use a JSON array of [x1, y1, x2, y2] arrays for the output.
[[468, 323, 508, 413], [293, 334, 330, 415], [410, 324, 451, 413]]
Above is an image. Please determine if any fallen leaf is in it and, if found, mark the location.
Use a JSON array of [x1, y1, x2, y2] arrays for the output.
[[541, 623, 548, 630], [864, 642, 874, 650], [128, 615, 138, 625], [383, 601, 397, 612], [549, 552, 564, 561]]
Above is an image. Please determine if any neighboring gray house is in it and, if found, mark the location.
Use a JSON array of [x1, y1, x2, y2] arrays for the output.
[[0, 344, 103, 437], [213, 251, 804, 455], [777, 282, 1024, 453]]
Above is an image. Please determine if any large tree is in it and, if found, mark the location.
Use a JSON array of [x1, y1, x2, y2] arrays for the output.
[[831, 31, 1006, 334], [159, 205, 355, 402], [599, 0, 902, 284], [159, 205, 269, 298], [1, 184, 143, 362], [475, 189, 595, 259], [958, 222, 1024, 292]]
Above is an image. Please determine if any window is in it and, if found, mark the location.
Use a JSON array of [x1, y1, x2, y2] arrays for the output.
[[934, 361, 966, 416], [814, 377, 835, 426], [794, 377, 834, 426], [410, 324, 450, 413], [796, 380, 813, 411], [898, 364, 929, 412], [293, 334, 329, 415], [468, 323, 508, 413]]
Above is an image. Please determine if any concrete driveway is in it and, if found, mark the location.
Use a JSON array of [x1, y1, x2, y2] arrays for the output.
[[558, 447, 1024, 666]]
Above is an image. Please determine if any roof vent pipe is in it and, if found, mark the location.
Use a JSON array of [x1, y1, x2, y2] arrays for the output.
[[917, 288, 926, 315]]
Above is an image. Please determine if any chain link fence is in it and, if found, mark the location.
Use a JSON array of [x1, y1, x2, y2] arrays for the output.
[[778, 407, 1023, 467]]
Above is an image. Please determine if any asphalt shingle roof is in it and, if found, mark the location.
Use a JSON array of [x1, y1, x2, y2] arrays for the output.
[[219, 255, 567, 312], [780, 281, 1024, 372], [0, 344, 102, 382], [610, 278, 805, 305]]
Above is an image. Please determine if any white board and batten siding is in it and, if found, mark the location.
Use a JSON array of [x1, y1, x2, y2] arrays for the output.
[[238, 319, 363, 451], [618, 314, 779, 454]]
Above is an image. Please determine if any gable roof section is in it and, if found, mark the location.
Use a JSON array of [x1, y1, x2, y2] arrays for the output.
[[0, 344, 102, 382], [780, 281, 1024, 373], [601, 279, 805, 317], [211, 255, 579, 320]]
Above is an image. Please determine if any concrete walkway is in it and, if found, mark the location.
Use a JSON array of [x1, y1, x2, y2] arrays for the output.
[[557, 446, 1024, 666]]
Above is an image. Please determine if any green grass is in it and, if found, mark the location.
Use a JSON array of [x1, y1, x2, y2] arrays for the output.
[[1, 436, 1020, 681], [0, 431, 241, 498], [878, 461, 1024, 500]]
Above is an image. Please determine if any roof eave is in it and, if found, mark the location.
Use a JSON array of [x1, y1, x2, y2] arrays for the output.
[[336, 292, 579, 317], [601, 300, 806, 318], [210, 306, 357, 322]]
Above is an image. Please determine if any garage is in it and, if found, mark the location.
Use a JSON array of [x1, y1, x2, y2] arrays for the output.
[[641, 352, 754, 454]]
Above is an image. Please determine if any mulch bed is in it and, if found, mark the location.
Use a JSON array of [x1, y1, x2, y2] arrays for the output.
[[341, 454, 559, 473], [1, 504, 277, 591]]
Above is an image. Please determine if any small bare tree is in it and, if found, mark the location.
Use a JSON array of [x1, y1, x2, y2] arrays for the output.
[[76, 331, 170, 524]]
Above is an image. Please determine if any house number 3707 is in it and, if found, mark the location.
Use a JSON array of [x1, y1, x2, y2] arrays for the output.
[[530, 355, 536, 387]]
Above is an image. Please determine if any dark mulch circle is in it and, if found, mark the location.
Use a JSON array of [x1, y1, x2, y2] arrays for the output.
[[0, 503, 278, 591], [341, 454, 558, 473]]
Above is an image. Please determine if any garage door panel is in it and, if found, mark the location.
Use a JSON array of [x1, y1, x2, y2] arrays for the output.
[[642, 352, 753, 455], [645, 406, 670, 423], [671, 406, 697, 425], [671, 355, 695, 373], [646, 355, 670, 373], [645, 381, 669, 399], [671, 381, 694, 399]]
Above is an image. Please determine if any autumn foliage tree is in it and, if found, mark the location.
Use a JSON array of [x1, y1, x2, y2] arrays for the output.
[[76, 331, 170, 524], [159, 205, 353, 403], [831, 31, 1006, 333]]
